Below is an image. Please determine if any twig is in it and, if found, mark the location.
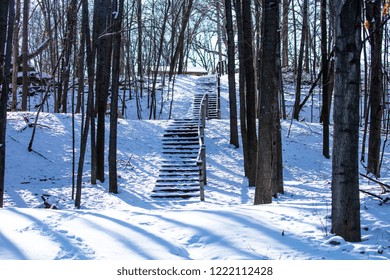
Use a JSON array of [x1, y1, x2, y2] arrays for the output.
[[359, 172, 390, 192], [359, 189, 390, 204]]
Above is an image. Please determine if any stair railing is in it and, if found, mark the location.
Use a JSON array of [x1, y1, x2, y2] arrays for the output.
[[197, 93, 208, 201]]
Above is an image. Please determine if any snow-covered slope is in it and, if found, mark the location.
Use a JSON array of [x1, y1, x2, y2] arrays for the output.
[[1, 75, 389, 260]]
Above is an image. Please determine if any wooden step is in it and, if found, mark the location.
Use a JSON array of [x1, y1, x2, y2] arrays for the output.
[[151, 192, 199, 199], [156, 178, 199, 184], [160, 159, 196, 164], [163, 132, 198, 137], [160, 169, 198, 173], [151, 91, 214, 199], [160, 163, 197, 168], [154, 181, 199, 187], [162, 137, 199, 141], [165, 129, 198, 134], [162, 145, 198, 150], [158, 171, 198, 176], [162, 142, 199, 146], [162, 149, 198, 154], [152, 187, 200, 193]]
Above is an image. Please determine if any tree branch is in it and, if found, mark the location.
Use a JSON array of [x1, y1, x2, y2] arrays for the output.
[[359, 172, 390, 191], [16, 38, 50, 66]]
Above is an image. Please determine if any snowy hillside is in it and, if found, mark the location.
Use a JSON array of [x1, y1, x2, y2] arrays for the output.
[[0, 75, 389, 260]]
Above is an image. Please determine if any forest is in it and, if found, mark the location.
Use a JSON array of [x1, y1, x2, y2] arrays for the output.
[[0, 0, 390, 257]]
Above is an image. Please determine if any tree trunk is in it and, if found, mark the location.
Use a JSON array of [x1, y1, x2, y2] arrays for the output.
[[109, 0, 124, 194], [321, 0, 330, 159], [94, 0, 113, 182], [282, 0, 289, 68], [75, 0, 96, 208], [169, 0, 193, 80], [216, 1, 223, 64], [224, 0, 239, 148], [242, 0, 257, 186], [177, 4, 188, 75], [292, 0, 308, 120], [151, 0, 171, 120], [21, 0, 29, 111], [76, 21, 86, 115], [331, 0, 361, 242], [11, 0, 20, 111], [255, 0, 280, 204], [234, 0, 249, 177], [59, 0, 77, 113], [137, 0, 143, 98], [0, 0, 11, 208], [366, 0, 383, 178]]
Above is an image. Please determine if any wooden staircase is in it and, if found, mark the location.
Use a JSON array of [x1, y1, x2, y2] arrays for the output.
[[189, 78, 220, 120], [151, 76, 218, 199], [151, 119, 201, 198]]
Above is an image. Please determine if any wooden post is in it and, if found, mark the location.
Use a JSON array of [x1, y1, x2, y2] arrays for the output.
[[200, 123, 204, 144], [217, 74, 221, 119], [201, 144, 207, 186], [205, 94, 209, 120], [198, 94, 208, 201], [201, 97, 206, 129], [198, 159, 205, 201], [198, 144, 206, 201]]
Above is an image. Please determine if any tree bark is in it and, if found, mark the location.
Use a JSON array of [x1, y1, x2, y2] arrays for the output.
[[242, 0, 257, 186], [282, 0, 289, 68], [255, 0, 281, 204], [224, 0, 239, 148], [59, 0, 77, 113], [94, 0, 113, 182], [0, 0, 11, 208], [75, 0, 96, 208], [11, 0, 20, 111], [137, 0, 143, 98], [331, 0, 361, 242], [21, 0, 29, 111], [169, 0, 193, 79], [321, 0, 330, 159], [109, 0, 124, 194], [234, 0, 249, 177], [366, 0, 383, 178], [292, 0, 308, 120]]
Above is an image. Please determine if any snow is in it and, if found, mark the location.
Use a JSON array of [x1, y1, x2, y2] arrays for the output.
[[1, 74, 390, 261]]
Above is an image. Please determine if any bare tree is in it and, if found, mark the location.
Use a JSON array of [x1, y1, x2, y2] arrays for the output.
[[331, 0, 361, 242], [255, 0, 281, 204], [0, 0, 12, 208], [366, 0, 384, 178], [241, 0, 257, 186], [137, 0, 143, 98], [94, 0, 113, 182], [11, 0, 21, 111], [321, 0, 330, 159], [292, 0, 308, 120], [21, 0, 29, 111], [109, 0, 125, 194], [58, 0, 77, 113], [282, 0, 289, 68], [75, 0, 96, 208], [234, 0, 249, 177], [169, 0, 194, 79], [224, 0, 239, 148]]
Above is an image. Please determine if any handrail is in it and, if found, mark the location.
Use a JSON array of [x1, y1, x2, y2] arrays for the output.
[[197, 93, 208, 201]]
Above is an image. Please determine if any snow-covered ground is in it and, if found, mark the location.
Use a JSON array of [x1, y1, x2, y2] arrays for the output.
[[1, 74, 389, 260]]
